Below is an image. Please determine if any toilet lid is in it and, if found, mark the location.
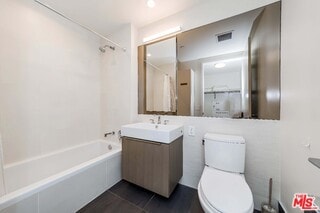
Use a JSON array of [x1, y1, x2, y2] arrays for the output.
[[200, 167, 253, 213]]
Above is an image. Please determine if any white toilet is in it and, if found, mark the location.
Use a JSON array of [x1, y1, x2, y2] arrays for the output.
[[198, 133, 254, 213]]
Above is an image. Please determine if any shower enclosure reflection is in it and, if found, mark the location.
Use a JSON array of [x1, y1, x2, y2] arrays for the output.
[[202, 58, 243, 118]]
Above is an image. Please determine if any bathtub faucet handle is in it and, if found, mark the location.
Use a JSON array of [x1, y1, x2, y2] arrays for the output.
[[104, 131, 115, 138]]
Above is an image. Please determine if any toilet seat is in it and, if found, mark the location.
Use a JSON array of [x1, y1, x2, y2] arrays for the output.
[[198, 166, 254, 213]]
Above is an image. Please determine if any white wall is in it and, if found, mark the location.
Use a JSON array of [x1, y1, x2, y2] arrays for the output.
[[281, 0, 320, 212], [204, 72, 241, 90], [138, 0, 281, 211], [100, 24, 138, 142], [0, 0, 101, 165]]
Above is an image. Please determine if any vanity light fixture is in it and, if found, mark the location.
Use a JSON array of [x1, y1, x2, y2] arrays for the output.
[[147, 53, 152, 57], [147, 0, 156, 8], [143, 26, 182, 43], [214, 63, 226, 68]]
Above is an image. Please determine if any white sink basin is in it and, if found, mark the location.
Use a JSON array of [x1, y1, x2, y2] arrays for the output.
[[121, 123, 184, 144]]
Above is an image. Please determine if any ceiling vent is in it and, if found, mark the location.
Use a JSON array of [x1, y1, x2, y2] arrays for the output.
[[216, 31, 233, 42]]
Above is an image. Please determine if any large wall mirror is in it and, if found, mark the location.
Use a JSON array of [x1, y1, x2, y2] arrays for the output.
[[145, 37, 177, 113], [138, 2, 281, 120]]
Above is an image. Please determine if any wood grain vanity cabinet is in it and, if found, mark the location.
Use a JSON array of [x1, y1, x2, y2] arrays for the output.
[[122, 136, 183, 198]]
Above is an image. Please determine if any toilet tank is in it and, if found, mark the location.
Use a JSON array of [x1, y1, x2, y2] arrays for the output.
[[204, 133, 246, 173]]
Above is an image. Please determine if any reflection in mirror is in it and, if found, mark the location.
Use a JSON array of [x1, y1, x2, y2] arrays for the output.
[[203, 58, 242, 118], [177, 2, 280, 119], [145, 37, 177, 113], [138, 2, 281, 120]]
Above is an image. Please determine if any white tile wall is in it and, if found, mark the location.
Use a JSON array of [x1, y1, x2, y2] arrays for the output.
[[100, 24, 138, 140], [0, 0, 101, 165]]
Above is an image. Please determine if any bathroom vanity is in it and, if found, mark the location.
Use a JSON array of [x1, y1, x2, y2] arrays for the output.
[[121, 123, 183, 197]]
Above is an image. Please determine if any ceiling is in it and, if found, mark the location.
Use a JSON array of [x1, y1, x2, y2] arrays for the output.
[[39, 0, 212, 36], [203, 59, 243, 75], [177, 7, 262, 62]]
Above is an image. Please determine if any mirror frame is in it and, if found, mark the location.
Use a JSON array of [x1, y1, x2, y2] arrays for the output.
[[138, 36, 178, 115]]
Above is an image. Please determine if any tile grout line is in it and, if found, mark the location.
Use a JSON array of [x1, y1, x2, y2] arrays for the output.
[[142, 194, 155, 211], [108, 190, 148, 212]]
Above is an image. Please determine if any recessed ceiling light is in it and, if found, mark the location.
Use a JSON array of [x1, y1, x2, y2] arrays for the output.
[[147, 0, 156, 8], [147, 53, 152, 57], [214, 63, 226, 68]]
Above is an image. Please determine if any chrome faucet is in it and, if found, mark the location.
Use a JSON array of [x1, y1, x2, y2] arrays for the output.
[[157, 115, 161, 124]]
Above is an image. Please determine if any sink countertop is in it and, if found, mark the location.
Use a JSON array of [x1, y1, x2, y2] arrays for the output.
[[121, 122, 184, 144]]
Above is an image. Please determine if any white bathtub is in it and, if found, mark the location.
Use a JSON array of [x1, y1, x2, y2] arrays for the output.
[[0, 140, 122, 213]]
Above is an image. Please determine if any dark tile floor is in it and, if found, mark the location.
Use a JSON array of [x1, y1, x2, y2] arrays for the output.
[[78, 180, 262, 213], [78, 180, 203, 213]]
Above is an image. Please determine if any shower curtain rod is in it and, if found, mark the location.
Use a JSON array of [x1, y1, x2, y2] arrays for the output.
[[34, 0, 126, 52]]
